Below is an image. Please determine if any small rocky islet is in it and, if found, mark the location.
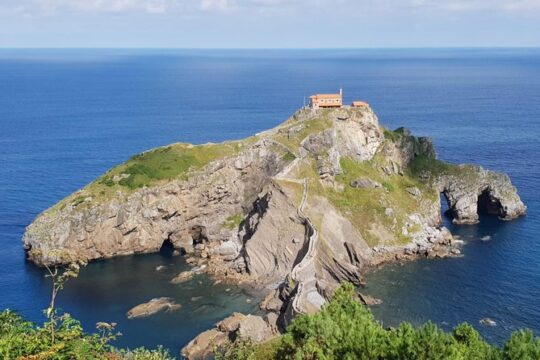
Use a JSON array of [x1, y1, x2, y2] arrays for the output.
[[22, 105, 526, 358]]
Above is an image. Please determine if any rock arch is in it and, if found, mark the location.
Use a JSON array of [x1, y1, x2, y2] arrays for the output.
[[438, 168, 526, 225], [477, 188, 504, 217]]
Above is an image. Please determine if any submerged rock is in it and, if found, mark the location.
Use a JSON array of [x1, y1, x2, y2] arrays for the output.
[[480, 318, 497, 327], [126, 297, 181, 319], [358, 293, 382, 306], [170, 271, 194, 284]]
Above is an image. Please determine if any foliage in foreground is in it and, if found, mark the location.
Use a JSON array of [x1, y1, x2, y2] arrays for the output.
[[0, 310, 173, 360], [217, 283, 540, 360], [3, 283, 539, 359]]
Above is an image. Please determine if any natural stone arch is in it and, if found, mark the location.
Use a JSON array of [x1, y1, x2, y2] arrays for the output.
[[477, 187, 504, 217]]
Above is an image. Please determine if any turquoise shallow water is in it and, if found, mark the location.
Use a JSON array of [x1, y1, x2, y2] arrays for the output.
[[0, 48, 539, 351]]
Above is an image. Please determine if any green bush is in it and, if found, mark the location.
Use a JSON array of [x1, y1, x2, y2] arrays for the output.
[[217, 283, 539, 360], [0, 310, 173, 360], [4, 283, 539, 360]]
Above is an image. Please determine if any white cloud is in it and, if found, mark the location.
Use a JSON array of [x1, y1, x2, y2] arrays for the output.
[[201, 0, 229, 11], [0, 0, 176, 16], [1, 0, 539, 17], [406, 0, 540, 11]]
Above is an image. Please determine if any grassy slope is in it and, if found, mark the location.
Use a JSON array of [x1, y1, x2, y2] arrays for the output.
[[297, 154, 436, 247], [51, 140, 253, 213]]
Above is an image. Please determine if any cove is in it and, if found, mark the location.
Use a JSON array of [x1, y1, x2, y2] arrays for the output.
[[41, 248, 261, 352]]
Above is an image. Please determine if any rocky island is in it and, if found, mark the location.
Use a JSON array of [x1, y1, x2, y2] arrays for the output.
[[23, 105, 526, 358]]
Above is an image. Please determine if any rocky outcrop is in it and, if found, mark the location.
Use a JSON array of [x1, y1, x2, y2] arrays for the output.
[[241, 184, 306, 284], [181, 312, 277, 359], [437, 166, 526, 224], [126, 297, 181, 319], [23, 140, 289, 266], [22, 106, 526, 357]]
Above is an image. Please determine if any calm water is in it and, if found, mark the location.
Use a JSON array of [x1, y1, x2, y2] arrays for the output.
[[0, 49, 539, 351]]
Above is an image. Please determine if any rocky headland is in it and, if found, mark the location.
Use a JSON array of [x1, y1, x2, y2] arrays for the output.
[[23, 106, 526, 358]]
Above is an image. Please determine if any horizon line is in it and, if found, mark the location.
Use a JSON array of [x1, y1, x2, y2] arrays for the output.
[[1, 46, 539, 50]]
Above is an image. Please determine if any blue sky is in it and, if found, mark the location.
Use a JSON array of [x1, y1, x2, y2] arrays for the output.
[[1, 0, 539, 48]]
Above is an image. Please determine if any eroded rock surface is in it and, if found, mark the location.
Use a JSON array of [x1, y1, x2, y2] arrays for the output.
[[437, 166, 526, 224], [181, 312, 277, 359]]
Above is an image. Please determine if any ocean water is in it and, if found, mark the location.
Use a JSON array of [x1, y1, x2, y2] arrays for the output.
[[0, 48, 539, 352]]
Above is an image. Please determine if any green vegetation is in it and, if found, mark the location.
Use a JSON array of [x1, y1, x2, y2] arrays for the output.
[[223, 213, 245, 230], [273, 117, 333, 151], [0, 310, 173, 360], [298, 155, 437, 247], [217, 283, 540, 360], [0, 261, 173, 360], [100, 142, 241, 190], [283, 152, 297, 163], [51, 141, 245, 212], [407, 155, 456, 179]]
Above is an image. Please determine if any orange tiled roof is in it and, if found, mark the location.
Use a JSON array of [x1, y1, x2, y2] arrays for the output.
[[310, 94, 342, 99], [352, 101, 369, 107]]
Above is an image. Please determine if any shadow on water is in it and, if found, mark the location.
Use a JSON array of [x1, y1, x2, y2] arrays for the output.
[[24, 248, 260, 353]]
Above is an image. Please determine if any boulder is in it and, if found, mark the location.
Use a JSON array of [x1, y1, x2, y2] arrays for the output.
[[181, 329, 228, 360], [126, 297, 181, 319], [350, 178, 382, 189], [358, 293, 382, 306], [170, 271, 194, 284], [480, 318, 497, 327], [260, 290, 284, 313], [406, 187, 421, 197]]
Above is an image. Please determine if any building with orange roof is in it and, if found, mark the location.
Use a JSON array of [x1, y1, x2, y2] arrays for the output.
[[309, 89, 343, 109], [352, 101, 369, 108]]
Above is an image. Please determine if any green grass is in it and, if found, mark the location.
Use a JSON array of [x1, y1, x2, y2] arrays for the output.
[[50, 141, 245, 212], [223, 213, 245, 230], [282, 151, 296, 163], [273, 117, 333, 152], [105, 142, 241, 190], [407, 154, 481, 185], [408, 154, 455, 178], [300, 156, 437, 247]]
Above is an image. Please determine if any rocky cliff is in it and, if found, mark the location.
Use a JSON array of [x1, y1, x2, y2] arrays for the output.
[[23, 106, 526, 357]]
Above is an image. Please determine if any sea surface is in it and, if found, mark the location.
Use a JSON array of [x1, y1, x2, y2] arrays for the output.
[[0, 48, 539, 352]]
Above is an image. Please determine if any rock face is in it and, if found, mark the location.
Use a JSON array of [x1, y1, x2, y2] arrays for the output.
[[126, 297, 181, 319], [437, 166, 526, 224], [181, 312, 277, 359], [23, 140, 288, 266], [22, 106, 526, 357]]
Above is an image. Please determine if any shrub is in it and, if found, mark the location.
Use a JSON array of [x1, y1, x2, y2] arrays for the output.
[[224, 283, 539, 360]]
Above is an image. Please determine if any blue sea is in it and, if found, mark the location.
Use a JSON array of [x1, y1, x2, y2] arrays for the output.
[[0, 48, 539, 352]]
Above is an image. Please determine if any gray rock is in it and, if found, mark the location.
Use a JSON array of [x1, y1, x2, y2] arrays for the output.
[[350, 178, 382, 189], [437, 166, 527, 224], [126, 297, 181, 319], [480, 318, 497, 327], [358, 293, 383, 306], [406, 187, 421, 197], [181, 329, 228, 360]]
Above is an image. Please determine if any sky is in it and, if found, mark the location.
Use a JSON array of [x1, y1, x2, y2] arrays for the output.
[[0, 0, 539, 48]]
